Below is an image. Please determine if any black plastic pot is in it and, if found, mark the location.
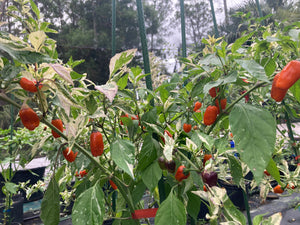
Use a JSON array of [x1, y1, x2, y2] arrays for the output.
[[0, 166, 46, 202], [0, 195, 24, 224], [103, 219, 114, 225], [218, 179, 246, 211], [197, 200, 209, 221]]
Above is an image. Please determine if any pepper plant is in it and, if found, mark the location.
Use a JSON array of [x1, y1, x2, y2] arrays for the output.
[[0, 1, 300, 225]]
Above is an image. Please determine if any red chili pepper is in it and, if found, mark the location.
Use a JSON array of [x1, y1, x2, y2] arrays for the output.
[[51, 118, 64, 138], [275, 60, 300, 90], [203, 105, 218, 125], [175, 165, 190, 182], [193, 101, 202, 112], [273, 185, 284, 194], [62, 147, 78, 162], [79, 170, 87, 177], [131, 208, 158, 219], [109, 180, 118, 190], [209, 87, 219, 98], [215, 98, 227, 114], [19, 77, 41, 93], [19, 103, 40, 131], [90, 130, 104, 157], [271, 73, 288, 102], [183, 123, 192, 133]]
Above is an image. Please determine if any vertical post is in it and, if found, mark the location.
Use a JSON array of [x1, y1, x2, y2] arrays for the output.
[[136, 0, 153, 97], [111, 0, 116, 56], [223, 0, 229, 26], [209, 0, 219, 38], [179, 0, 186, 58], [255, 0, 264, 25]]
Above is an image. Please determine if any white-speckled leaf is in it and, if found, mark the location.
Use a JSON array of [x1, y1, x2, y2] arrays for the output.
[[95, 81, 118, 103], [50, 64, 74, 85], [72, 181, 105, 225]]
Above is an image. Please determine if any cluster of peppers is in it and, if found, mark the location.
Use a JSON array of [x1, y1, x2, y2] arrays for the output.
[[18, 77, 105, 165]]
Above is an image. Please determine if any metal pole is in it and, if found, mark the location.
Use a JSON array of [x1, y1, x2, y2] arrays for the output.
[[111, 0, 116, 56], [255, 0, 264, 25], [209, 0, 219, 38], [136, 0, 153, 94], [179, 0, 186, 58]]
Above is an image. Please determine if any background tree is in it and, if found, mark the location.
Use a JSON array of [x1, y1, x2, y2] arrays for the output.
[[143, 0, 173, 53], [174, 0, 213, 51]]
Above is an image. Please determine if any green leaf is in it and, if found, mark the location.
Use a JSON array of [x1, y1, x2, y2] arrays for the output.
[[117, 73, 128, 90], [253, 214, 264, 225], [111, 139, 135, 178], [72, 181, 105, 225], [137, 134, 158, 171], [235, 59, 269, 82], [5, 182, 19, 194], [203, 71, 237, 94], [155, 191, 187, 225], [264, 58, 277, 76], [141, 161, 162, 192], [266, 159, 283, 186], [231, 31, 255, 53], [227, 155, 243, 185], [141, 108, 158, 124], [85, 94, 98, 115], [229, 103, 276, 184], [40, 177, 60, 225], [290, 79, 300, 103], [159, 88, 169, 103], [132, 181, 147, 205], [186, 191, 201, 220]]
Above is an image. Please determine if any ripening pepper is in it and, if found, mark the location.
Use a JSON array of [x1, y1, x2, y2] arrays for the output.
[[271, 73, 288, 102], [90, 130, 104, 157], [19, 103, 40, 131], [203, 105, 218, 125], [275, 60, 300, 90], [175, 165, 190, 182]]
